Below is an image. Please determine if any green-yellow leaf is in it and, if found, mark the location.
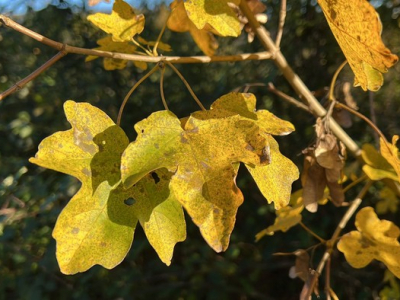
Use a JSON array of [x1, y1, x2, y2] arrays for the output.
[[167, 0, 218, 56], [317, 0, 398, 91], [30, 101, 185, 273], [381, 136, 400, 183], [87, 0, 145, 42], [361, 143, 399, 182], [121, 109, 266, 252], [184, 0, 241, 37], [337, 207, 400, 278]]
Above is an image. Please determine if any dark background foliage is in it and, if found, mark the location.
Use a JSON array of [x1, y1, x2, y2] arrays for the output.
[[1, 1, 400, 299]]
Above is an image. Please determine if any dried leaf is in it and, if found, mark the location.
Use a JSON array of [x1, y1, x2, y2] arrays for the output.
[[317, 0, 398, 91], [87, 0, 145, 42], [289, 250, 310, 282], [337, 207, 400, 278]]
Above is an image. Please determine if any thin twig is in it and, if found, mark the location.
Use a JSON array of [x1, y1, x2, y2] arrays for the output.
[[328, 61, 348, 102], [325, 257, 331, 300], [0, 51, 67, 101], [299, 222, 326, 243], [275, 0, 286, 48], [343, 174, 367, 194], [267, 83, 312, 113], [302, 180, 373, 300], [166, 61, 206, 111], [153, 13, 169, 56], [0, 15, 272, 64], [368, 91, 380, 145], [159, 62, 169, 110], [117, 64, 159, 125], [238, 1, 360, 156]]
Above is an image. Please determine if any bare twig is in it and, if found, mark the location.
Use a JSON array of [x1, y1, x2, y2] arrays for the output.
[[275, 0, 287, 48], [166, 62, 206, 111], [0, 15, 272, 64], [159, 62, 169, 110], [0, 51, 67, 101], [368, 91, 380, 145], [267, 83, 311, 113], [238, 1, 360, 156], [117, 64, 159, 125], [301, 180, 373, 299]]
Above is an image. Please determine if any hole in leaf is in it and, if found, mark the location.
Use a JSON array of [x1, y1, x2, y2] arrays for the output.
[[124, 197, 136, 206], [151, 172, 160, 184]]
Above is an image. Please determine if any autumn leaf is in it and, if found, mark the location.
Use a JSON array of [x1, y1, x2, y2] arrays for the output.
[[121, 93, 297, 252], [376, 187, 399, 215], [30, 101, 185, 273], [87, 0, 145, 42], [381, 136, 400, 183], [184, 0, 241, 37], [362, 143, 399, 182], [85, 36, 147, 71], [88, 0, 109, 6], [256, 190, 303, 240], [317, 0, 398, 91], [337, 207, 400, 278], [167, 0, 218, 56]]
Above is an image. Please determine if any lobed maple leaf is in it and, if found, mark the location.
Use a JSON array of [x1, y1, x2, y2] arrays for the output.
[[121, 92, 298, 252], [381, 136, 400, 183], [317, 0, 398, 91], [30, 101, 185, 274], [337, 207, 400, 278], [87, 0, 145, 42], [362, 143, 399, 182]]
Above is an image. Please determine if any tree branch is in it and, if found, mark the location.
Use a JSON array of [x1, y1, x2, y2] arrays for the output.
[[0, 51, 67, 101], [0, 14, 272, 64], [238, 1, 361, 156], [275, 0, 287, 48]]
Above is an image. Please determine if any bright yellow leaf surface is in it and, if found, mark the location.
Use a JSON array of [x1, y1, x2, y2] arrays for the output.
[[87, 0, 145, 42], [167, 0, 218, 56], [337, 207, 400, 278], [362, 143, 399, 182], [121, 93, 296, 251], [256, 190, 303, 240], [184, 0, 241, 37], [30, 101, 185, 273], [317, 0, 398, 91], [381, 136, 400, 183]]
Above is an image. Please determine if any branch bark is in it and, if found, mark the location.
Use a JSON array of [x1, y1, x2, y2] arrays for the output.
[[239, 1, 360, 156]]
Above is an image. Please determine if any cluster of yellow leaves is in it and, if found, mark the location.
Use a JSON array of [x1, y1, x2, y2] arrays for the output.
[[337, 207, 400, 278], [30, 93, 298, 273], [317, 0, 398, 91]]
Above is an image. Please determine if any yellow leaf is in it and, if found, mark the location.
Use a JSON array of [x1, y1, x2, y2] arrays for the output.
[[256, 190, 303, 240], [121, 93, 296, 251], [380, 270, 400, 300], [376, 187, 399, 215], [87, 0, 145, 42], [184, 0, 241, 37], [337, 207, 400, 278], [30, 101, 185, 273], [136, 36, 172, 52], [167, 0, 218, 56], [381, 136, 400, 183], [317, 0, 398, 91], [362, 143, 399, 182]]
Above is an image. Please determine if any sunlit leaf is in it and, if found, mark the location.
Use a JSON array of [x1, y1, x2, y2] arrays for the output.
[[167, 0, 218, 56], [381, 136, 400, 183], [30, 101, 185, 273], [87, 0, 145, 42], [317, 0, 398, 91], [337, 207, 400, 278], [184, 0, 241, 37], [362, 143, 399, 182]]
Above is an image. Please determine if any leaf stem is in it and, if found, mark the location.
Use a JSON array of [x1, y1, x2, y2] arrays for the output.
[[153, 12, 169, 56], [267, 83, 312, 113], [343, 174, 367, 193], [117, 64, 159, 126], [301, 180, 373, 299], [328, 60, 348, 101], [166, 61, 206, 111], [299, 221, 326, 243], [159, 62, 169, 110], [131, 37, 153, 56]]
